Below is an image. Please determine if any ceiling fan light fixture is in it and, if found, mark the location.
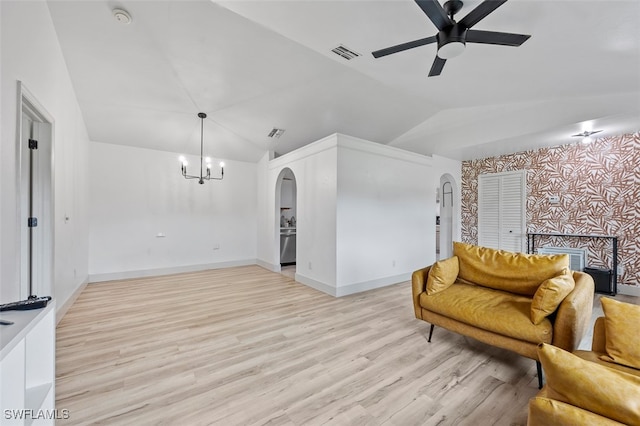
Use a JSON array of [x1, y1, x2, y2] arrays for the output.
[[436, 27, 467, 59], [438, 41, 466, 59]]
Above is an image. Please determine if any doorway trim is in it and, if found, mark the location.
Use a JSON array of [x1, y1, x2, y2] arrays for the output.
[[275, 167, 297, 272], [16, 81, 55, 300], [439, 173, 458, 259]]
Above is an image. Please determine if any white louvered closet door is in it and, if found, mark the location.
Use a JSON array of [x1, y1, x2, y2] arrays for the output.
[[478, 170, 526, 252]]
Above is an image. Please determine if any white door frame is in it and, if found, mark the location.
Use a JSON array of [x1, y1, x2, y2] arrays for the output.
[[16, 81, 55, 299]]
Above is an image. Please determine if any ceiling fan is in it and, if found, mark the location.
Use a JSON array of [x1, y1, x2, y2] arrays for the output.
[[372, 0, 531, 77], [572, 130, 603, 144]]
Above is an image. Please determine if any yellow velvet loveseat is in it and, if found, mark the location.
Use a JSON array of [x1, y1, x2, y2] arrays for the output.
[[412, 242, 595, 388], [528, 297, 640, 425]]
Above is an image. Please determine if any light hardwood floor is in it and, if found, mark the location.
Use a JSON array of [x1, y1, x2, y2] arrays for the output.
[[56, 266, 635, 425]]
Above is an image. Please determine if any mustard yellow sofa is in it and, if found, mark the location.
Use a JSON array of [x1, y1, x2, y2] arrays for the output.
[[528, 298, 640, 425], [412, 242, 595, 388]]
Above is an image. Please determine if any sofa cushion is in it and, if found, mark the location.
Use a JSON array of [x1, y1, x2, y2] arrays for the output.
[[453, 242, 569, 296], [419, 282, 552, 344], [426, 256, 459, 295], [530, 267, 575, 325], [573, 350, 640, 377], [538, 343, 640, 426], [528, 397, 624, 426], [600, 297, 640, 370]]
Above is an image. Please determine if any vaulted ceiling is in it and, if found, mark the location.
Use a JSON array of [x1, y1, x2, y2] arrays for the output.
[[48, 0, 640, 162]]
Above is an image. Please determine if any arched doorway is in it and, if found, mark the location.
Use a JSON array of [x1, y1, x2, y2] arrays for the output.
[[275, 168, 297, 277], [439, 174, 457, 259]]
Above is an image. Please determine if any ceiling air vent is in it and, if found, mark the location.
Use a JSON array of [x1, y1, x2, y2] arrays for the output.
[[268, 128, 285, 139], [331, 45, 361, 60]]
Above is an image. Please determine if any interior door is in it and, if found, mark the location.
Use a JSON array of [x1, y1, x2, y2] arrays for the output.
[[478, 170, 526, 252]]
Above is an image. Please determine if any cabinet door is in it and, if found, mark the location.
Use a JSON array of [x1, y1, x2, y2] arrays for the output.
[[478, 171, 525, 252], [478, 175, 501, 249]]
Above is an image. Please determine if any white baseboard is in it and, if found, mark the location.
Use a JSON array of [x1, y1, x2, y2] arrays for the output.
[[89, 259, 257, 283], [335, 273, 411, 297], [294, 272, 411, 297], [56, 277, 88, 325], [256, 259, 280, 273], [618, 284, 640, 297], [294, 273, 337, 296]]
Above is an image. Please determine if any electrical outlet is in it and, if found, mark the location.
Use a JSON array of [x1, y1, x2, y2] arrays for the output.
[[308, 261, 312, 270], [392, 260, 396, 267], [617, 265, 625, 276], [213, 243, 220, 250]]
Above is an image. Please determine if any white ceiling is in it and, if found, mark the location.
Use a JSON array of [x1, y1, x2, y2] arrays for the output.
[[47, 0, 640, 162]]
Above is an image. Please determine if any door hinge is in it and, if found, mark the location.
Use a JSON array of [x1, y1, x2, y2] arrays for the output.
[[28, 139, 38, 150], [28, 217, 38, 227]]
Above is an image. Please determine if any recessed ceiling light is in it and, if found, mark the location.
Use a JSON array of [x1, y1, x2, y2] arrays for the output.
[[113, 8, 132, 25]]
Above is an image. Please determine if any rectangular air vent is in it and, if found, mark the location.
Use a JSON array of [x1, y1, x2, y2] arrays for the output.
[[537, 246, 587, 271], [331, 44, 361, 60], [268, 128, 285, 138]]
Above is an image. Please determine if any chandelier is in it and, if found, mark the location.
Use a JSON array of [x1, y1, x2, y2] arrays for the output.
[[179, 112, 224, 184]]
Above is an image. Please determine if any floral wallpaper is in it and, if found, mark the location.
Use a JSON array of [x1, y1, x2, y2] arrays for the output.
[[461, 132, 640, 287]]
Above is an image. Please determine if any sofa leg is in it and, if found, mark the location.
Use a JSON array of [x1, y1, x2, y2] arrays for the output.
[[536, 360, 543, 389], [427, 324, 435, 342]]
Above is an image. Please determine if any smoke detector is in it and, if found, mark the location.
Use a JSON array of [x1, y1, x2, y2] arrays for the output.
[[113, 8, 132, 24]]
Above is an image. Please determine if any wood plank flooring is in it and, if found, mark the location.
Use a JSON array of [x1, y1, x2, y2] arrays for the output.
[[56, 266, 549, 425]]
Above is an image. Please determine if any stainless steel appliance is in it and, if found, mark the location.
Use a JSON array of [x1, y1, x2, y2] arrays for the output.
[[280, 228, 296, 265]]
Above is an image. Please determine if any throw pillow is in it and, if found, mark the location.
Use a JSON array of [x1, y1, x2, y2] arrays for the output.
[[530, 267, 575, 325], [426, 256, 459, 295], [537, 343, 640, 425], [599, 297, 640, 369]]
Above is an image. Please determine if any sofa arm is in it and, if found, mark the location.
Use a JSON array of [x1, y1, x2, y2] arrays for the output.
[[551, 271, 594, 352], [592, 316, 606, 353], [411, 266, 431, 319]]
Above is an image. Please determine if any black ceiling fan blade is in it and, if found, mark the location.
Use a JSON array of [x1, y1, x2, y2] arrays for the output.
[[466, 29, 531, 46], [415, 0, 454, 31], [458, 0, 508, 29], [372, 36, 437, 58], [428, 56, 446, 77]]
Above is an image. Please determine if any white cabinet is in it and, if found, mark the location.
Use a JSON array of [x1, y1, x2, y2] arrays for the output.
[[0, 302, 55, 426]]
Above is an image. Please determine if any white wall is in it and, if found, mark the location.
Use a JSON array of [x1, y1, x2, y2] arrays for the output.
[[257, 133, 437, 296], [88, 142, 257, 281], [1, 1, 90, 311], [256, 152, 272, 270], [336, 136, 434, 294], [259, 135, 338, 292]]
